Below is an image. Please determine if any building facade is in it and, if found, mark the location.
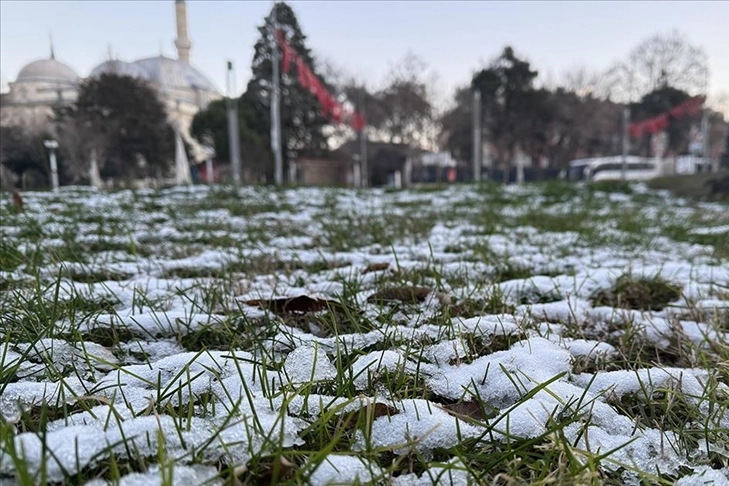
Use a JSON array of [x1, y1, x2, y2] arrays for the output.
[[0, 0, 219, 163]]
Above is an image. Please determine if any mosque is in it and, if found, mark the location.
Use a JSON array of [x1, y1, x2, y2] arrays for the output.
[[0, 0, 220, 162]]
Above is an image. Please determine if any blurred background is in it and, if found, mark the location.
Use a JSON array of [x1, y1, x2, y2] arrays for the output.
[[1, 1, 727, 190]]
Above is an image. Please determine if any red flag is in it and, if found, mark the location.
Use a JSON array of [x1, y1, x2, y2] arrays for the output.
[[275, 30, 292, 73], [629, 122, 643, 138], [331, 102, 343, 123], [655, 113, 669, 131], [631, 94, 705, 138], [320, 92, 336, 116], [275, 29, 286, 46], [646, 117, 660, 134], [284, 47, 368, 129], [309, 74, 323, 97], [685, 96, 704, 115], [351, 113, 366, 131]]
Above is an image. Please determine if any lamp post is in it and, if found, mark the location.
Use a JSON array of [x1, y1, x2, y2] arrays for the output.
[[270, 14, 283, 186], [226, 61, 242, 186], [472, 89, 482, 183], [621, 106, 630, 181], [202, 144, 216, 185], [352, 154, 361, 188], [43, 139, 59, 191]]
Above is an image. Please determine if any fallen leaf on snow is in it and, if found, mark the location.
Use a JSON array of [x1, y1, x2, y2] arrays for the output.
[[245, 295, 345, 314], [362, 262, 391, 274], [437, 401, 486, 421], [368, 286, 451, 305]]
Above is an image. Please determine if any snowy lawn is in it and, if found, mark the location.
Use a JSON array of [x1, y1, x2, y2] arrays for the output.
[[1, 181, 728, 485]]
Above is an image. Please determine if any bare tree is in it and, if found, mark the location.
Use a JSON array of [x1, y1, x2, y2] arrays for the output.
[[559, 66, 604, 98], [604, 30, 709, 102], [708, 91, 729, 119], [332, 52, 443, 152], [54, 113, 114, 184], [375, 52, 437, 148]]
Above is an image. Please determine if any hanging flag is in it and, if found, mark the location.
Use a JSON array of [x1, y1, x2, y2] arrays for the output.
[[629, 123, 643, 139], [655, 113, 669, 131], [274, 29, 366, 131], [331, 102, 343, 123], [350, 113, 367, 132], [319, 91, 336, 117], [670, 105, 685, 119], [629, 95, 705, 137], [275, 30, 293, 74]]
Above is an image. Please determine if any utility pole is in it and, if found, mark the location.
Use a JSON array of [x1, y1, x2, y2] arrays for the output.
[[701, 107, 711, 170], [359, 85, 368, 188], [226, 61, 242, 185], [270, 10, 284, 186], [472, 89, 482, 182], [621, 106, 630, 181], [43, 140, 59, 191]]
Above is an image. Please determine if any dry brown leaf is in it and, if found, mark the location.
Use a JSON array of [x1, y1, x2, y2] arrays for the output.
[[437, 402, 485, 421], [244, 295, 344, 314], [362, 262, 390, 274], [367, 286, 451, 305], [367, 286, 433, 304], [12, 191, 23, 212], [339, 402, 399, 430], [258, 456, 296, 485], [224, 456, 295, 486]]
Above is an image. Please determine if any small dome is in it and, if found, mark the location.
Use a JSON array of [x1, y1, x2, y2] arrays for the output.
[[89, 60, 149, 80], [131, 56, 219, 94], [16, 58, 79, 85]]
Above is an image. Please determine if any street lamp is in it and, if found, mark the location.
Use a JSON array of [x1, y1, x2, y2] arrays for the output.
[[202, 144, 216, 185], [352, 154, 361, 188], [43, 139, 59, 191]]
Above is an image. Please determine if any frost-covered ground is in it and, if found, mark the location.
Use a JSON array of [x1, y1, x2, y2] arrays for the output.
[[1, 181, 728, 485]]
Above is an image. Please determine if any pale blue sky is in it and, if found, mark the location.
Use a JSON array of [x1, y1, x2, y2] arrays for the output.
[[1, 1, 727, 108]]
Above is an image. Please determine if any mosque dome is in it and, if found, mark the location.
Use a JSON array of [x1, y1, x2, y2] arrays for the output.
[[89, 59, 150, 80], [16, 58, 79, 85], [131, 56, 219, 94]]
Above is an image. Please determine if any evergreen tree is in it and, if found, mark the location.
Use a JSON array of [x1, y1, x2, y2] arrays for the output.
[[247, 2, 331, 180], [190, 93, 270, 181], [56, 73, 174, 179], [0, 125, 53, 187], [376, 52, 434, 146], [472, 47, 545, 181], [629, 86, 693, 156], [440, 86, 474, 164]]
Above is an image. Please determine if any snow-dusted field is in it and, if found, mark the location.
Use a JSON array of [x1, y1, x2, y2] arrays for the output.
[[1, 182, 728, 485]]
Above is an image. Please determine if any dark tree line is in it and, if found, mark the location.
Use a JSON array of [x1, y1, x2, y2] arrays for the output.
[[189, 6, 725, 184], [56, 73, 175, 181], [440, 42, 721, 177], [190, 3, 437, 183], [2, 73, 176, 188], [3, 4, 725, 188]]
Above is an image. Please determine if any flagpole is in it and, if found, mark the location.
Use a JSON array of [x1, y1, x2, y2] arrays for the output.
[[270, 8, 284, 186], [621, 106, 630, 181], [226, 61, 242, 186], [472, 89, 482, 183], [701, 107, 710, 170], [359, 85, 368, 188]]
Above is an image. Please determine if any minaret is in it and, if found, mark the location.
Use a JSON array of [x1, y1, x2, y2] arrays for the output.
[[174, 0, 191, 63]]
